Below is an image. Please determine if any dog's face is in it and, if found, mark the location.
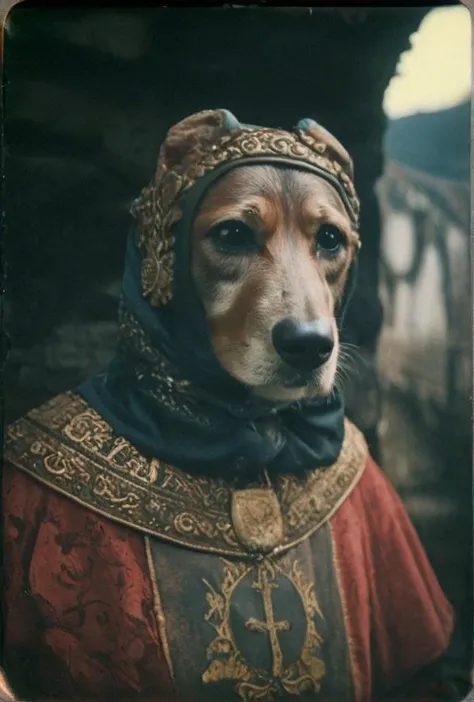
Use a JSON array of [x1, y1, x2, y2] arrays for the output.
[[191, 164, 359, 401]]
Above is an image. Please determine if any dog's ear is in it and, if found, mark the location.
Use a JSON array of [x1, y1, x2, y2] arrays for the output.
[[158, 109, 241, 173], [295, 118, 354, 181]]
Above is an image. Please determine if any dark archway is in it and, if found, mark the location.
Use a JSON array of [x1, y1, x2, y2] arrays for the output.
[[3, 6, 429, 451]]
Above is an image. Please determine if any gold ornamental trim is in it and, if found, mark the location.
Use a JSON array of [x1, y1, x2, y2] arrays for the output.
[[202, 558, 326, 700], [132, 126, 361, 307], [4, 392, 367, 557]]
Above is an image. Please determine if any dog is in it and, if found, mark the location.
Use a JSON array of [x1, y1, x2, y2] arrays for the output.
[[191, 163, 359, 402]]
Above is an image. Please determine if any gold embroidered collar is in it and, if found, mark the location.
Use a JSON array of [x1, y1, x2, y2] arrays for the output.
[[5, 392, 367, 557]]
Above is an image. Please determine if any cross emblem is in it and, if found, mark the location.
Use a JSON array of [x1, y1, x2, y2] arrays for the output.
[[202, 558, 326, 700], [245, 562, 291, 677]]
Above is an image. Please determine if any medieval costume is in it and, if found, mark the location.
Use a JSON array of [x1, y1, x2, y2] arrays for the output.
[[2, 110, 459, 701]]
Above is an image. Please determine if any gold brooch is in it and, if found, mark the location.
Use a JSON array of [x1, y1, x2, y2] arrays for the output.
[[231, 487, 284, 554]]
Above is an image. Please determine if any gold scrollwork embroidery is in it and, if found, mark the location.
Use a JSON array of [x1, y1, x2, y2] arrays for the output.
[[43, 452, 85, 479], [5, 392, 367, 557], [173, 512, 239, 548], [174, 512, 216, 538], [63, 411, 112, 451], [202, 558, 326, 700], [93, 474, 141, 510], [117, 304, 210, 427]]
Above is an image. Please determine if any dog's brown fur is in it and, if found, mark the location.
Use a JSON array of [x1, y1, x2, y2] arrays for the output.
[[191, 164, 359, 401]]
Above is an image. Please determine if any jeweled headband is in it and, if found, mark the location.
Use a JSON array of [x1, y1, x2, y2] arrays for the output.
[[131, 110, 361, 307]]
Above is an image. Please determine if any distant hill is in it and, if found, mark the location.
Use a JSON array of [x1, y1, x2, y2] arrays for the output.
[[385, 100, 470, 183]]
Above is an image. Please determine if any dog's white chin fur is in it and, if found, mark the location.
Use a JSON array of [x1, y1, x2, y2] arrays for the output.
[[250, 384, 326, 402], [250, 370, 336, 402], [213, 336, 339, 402], [226, 348, 339, 403]]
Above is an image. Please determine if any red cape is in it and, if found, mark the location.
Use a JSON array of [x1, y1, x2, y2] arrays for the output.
[[2, 454, 454, 701]]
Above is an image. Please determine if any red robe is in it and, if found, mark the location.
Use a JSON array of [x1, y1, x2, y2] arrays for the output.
[[1, 392, 456, 701]]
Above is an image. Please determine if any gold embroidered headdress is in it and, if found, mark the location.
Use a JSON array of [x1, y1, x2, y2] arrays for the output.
[[131, 109, 361, 307]]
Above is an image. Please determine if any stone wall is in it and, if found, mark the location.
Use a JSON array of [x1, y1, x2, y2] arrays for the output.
[[3, 6, 427, 450], [377, 159, 472, 671]]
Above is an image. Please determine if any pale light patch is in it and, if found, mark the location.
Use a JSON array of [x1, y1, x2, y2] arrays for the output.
[[206, 279, 246, 319], [319, 333, 340, 396], [384, 6, 470, 118], [217, 336, 278, 387]]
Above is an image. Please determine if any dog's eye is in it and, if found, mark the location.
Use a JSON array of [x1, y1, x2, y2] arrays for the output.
[[315, 224, 346, 257], [208, 220, 259, 255]]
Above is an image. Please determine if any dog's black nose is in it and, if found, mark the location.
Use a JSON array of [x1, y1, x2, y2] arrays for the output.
[[272, 318, 335, 371]]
